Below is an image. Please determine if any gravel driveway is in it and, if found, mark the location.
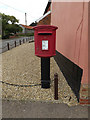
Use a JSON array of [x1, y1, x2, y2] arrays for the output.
[[1, 42, 78, 106]]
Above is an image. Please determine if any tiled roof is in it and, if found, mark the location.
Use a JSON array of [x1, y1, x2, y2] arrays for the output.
[[20, 24, 33, 29]]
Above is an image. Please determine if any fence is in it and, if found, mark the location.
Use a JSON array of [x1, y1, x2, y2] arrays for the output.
[[0, 36, 34, 53]]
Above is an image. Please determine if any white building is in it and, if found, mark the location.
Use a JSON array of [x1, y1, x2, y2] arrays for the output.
[[19, 24, 34, 34]]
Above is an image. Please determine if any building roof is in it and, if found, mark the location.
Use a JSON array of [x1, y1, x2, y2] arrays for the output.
[[20, 24, 33, 29], [36, 11, 51, 23], [43, 0, 51, 15], [29, 22, 37, 26], [35, 0, 51, 24]]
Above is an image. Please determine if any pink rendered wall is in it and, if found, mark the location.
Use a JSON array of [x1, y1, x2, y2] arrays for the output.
[[51, 2, 88, 84]]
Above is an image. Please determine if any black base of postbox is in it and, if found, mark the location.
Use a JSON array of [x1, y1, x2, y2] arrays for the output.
[[41, 57, 50, 88], [41, 80, 50, 88]]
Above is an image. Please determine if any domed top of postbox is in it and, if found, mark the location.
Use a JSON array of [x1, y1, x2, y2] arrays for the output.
[[33, 25, 58, 30]]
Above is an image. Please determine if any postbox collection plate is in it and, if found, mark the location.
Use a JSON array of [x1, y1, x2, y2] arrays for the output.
[[42, 40, 48, 50]]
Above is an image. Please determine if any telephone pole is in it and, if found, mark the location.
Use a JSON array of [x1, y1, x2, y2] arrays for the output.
[[25, 13, 27, 25], [25, 13, 27, 34]]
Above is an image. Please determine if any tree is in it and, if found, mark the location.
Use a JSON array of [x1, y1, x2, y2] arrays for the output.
[[6, 24, 22, 34], [0, 13, 22, 39]]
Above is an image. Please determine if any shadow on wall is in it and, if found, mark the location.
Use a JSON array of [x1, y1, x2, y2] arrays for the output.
[[54, 51, 83, 102]]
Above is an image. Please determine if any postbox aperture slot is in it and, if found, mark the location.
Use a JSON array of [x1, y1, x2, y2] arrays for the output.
[[38, 32, 52, 35]]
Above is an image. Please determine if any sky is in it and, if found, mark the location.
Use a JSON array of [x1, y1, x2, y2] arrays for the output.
[[0, 0, 49, 25]]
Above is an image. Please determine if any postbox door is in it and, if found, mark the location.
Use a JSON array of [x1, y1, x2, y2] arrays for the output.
[[37, 31, 52, 55]]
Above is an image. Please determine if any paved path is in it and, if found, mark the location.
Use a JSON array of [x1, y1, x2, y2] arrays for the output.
[[2, 100, 88, 119]]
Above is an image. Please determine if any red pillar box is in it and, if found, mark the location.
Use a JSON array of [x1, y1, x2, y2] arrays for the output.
[[33, 25, 58, 88], [33, 25, 58, 57]]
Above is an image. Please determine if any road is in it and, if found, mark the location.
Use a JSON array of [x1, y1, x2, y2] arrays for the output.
[[2, 100, 88, 119], [0, 36, 34, 53]]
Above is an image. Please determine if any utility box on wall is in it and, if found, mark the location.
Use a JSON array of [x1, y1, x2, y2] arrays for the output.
[[33, 25, 58, 57]]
